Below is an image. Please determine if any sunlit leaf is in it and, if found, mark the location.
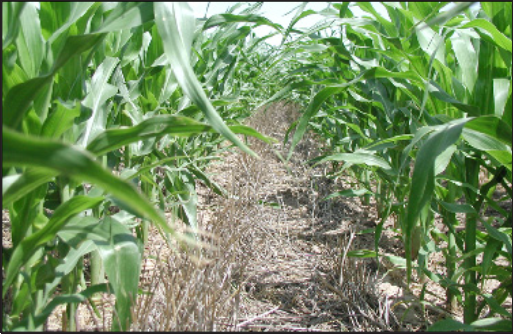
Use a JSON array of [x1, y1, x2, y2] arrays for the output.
[[154, 2, 258, 157]]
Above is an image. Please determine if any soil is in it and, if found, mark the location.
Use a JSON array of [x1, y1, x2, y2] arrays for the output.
[[2, 101, 511, 331], [192, 101, 445, 331]]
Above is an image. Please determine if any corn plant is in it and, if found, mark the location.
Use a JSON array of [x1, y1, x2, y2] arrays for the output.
[[3, 2, 276, 331], [269, 1, 511, 331]]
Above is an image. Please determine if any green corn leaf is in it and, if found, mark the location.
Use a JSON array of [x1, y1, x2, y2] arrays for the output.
[[3, 33, 105, 130], [363, 67, 424, 83], [189, 164, 227, 197], [80, 56, 119, 147], [462, 127, 512, 171], [427, 81, 481, 116], [383, 254, 407, 269], [174, 171, 198, 233], [482, 2, 512, 34], [364, 134, 414, 151], [281, 4, 316, 45], [93, 217, 141, 331], [56, 239, 97, 277], [86, 115, 277, 156], [3, 126, 172, 235], [255, 81, 309, 110], [13, 283, 109, 331], [203, 13, 283, 33], [323, 188, 372, 201], [2, 56, 29, 90], [480, 294, 513, 318], [41, 99, 82, 138], [227, 125, 278, 144], [465, 116, 512, 147], [51, 33, 106, 73], [461, 19, 512, 53], [434, 144, 457, 176], [287, 65, 431, 162], [43, 2, 97, 43], [288, 86, 344, 161], [100, 222, 141, 331], [3, 195, 104, 297], [455, 248, 486, 263], [481, 239, 502, 287], [15, 2, 44, 79], [119, 158, 186, 182], [439, 201, 477, 214], [404, 118, 470, 285], [41, 237, 98, 303], [415, 20, 445, 64], [57, 215, 142, 331], [462, 128, 511, 152], [9, 183, 47, 248], [424, 2, 474, 28], [471, 318, 513, 332], [485, 150, 512, 172], [493, 79, 511, 118], [3, 74, 53, 129], [2, 2, 27, 50], [95, 2, 154, 33], [356, 3, 396, 35], [154, 2, 258, 158], [57, 216, 102, 245], [2, 168, 57, 207], [427, 319, 475, 332], [451, 32, 478, 94], [481, 218, 512, 255], [86, 115, 211, 156], [313, 151, 392, 170], [346, 249, 378, 258]]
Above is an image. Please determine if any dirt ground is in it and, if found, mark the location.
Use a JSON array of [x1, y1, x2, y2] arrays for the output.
[[3, 101, 511, 331], [182, 101, 444, 331]]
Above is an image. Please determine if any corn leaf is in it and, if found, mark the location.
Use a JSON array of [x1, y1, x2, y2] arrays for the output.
[[3, 33, 105, 129], [323, 188, 372, 201], [465, 116, 512, 147], [41, 99, 82, 138], [203, 13, 283, 33], [16, 2, 44, 78], [3, 126, 172, 234], [288, 86, 344, 161], [2, 168, 57, 207], [2, 2, 27, 50], [86, 115, 277, 156], [427, 319, 475, 332], [80, 56, 119, 146], [404, 118, 470, 283], [95, 2, 154, 33], [313, 152, 392, 171], [13, 283, 109, 331], [461, 19, 512, 53], [3, 195, 104, 297], [154, 2, 258, 158], [471, 318, 513, 332]]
